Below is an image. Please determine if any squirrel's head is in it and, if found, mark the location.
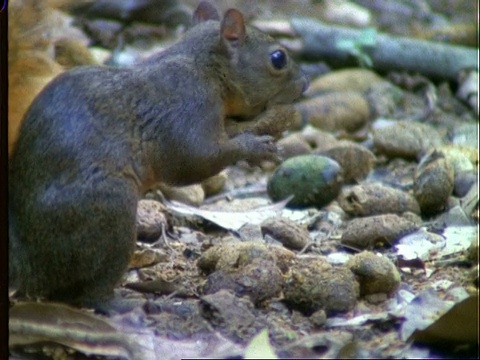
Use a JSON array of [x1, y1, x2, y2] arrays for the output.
[[192, 1, 309, 118]]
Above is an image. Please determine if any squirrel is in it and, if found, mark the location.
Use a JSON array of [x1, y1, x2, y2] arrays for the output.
[[9, 1, 308, 308]]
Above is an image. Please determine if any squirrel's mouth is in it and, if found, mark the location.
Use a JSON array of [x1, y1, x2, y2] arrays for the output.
[[226, 71, 309, 121], [268, 72, 310, 106], [269, 80, 309, 106]]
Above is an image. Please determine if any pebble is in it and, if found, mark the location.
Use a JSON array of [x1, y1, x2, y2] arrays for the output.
[[295, 91, 370, 132], [316, 140, 376, 183], [201, 171, 228, 196], [283, 257, 359, 315], [197, 241, 295, 275], [203, 259, 284, 304], [158, 183, 205, 206], [200, 290, 257, 342], [373, 120, 444, 160], [341, 214, 419, 249], [346, 251, 401, 296], [136, 199, 168, 243], [261, 217, 311, 250], [338, 183, 421, 216], [414, 150, 454, 215], [300, 125, 338, 151], [306, 68, 383, 96], [277, 133, 312, 159]]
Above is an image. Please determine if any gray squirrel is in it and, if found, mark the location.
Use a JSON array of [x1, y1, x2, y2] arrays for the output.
[[9, 1, 308, 308]]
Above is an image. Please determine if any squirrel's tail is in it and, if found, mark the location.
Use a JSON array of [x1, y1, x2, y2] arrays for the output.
[[8, 0, 95, 155]]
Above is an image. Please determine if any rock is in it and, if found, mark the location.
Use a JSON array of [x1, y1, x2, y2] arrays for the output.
[[284, 257, 359, 315], [346, 251, 400, 296], [128, 248, 168, 269], [261, 217, 310, 250], [338, 183, 421, 216], [453, 170, 477, 197], [373, 120, 444, 159], [468, 237, 478, 264], [136, 199, 168, 242], [277, 133, 312, 160], [341, 214, 419, 249], [451, 123, 478, 148], [306, 68, 383, 96], [125, 278, 176, 295], [295, 91, 370, 132], [317, 140, 376, 183], [201, 171, 228, 197], [158, 183, 205, 206], [203, 259, 284, 304], [414, 150, 454, 215], [309, 309, 327, 328], [439, 145, 476, 174], [436, 145, 477, 197], [322, 0, 372, 27], [301, 125, 339, 151], [456, 70, 478, 115], [200, 290, 258, 342], [364, 81, 404, 118], [197, 241, 295, 275]]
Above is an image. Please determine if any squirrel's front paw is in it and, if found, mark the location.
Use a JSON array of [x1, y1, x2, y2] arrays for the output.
[[236, 133, 279, 164], [225, 105, 297, 139], [252, 105, 297, 138]]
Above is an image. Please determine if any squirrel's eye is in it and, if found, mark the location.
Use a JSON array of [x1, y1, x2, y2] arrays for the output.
[[270, 50, 287, 70]]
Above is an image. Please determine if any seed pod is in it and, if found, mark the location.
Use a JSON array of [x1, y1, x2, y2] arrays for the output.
[[268, 155, 344, 208]]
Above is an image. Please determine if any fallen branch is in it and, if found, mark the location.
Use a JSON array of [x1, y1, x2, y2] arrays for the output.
[[254, 18, 478, 81]]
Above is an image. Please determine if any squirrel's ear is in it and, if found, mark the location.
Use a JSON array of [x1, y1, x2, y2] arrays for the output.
[[221, 9, 246, 46], [193, 1, 220, 24]]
